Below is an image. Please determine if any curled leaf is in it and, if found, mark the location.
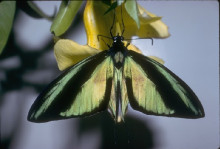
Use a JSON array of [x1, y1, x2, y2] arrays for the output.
[[51, 0, 83, 36]]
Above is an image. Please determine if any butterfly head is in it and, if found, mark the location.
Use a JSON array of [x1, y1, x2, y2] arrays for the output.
[[113, 34, 124, 43]]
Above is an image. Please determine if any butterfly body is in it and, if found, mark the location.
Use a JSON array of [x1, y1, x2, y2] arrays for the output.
[[108, 35, 127, 69], [28, 35, 204, 123]]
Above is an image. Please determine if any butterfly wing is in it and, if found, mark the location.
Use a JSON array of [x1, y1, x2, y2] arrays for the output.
[[124, 50, 204, 118], [28, 51, 114, 122]]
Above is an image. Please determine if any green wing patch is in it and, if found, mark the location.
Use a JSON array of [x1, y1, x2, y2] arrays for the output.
[[125, 50, 205, 118], [28, 51, 113, 122]]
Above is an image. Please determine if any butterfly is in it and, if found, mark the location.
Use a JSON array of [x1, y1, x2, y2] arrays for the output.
[[27, 34, 205, 123]]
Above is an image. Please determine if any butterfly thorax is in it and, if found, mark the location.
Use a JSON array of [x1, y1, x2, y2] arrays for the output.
[[109, 35, 127, 69]]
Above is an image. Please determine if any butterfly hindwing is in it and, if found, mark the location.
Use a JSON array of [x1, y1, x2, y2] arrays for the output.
[[28, 51, 114, 122], [124, 50, 204, 118]]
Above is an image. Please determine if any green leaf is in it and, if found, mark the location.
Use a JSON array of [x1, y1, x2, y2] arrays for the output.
[[17, 1, 55, 20], [124, 0, 140, 28], [0, 1, 16, 54], [50, 0, 83, 36], [104, 1, 117, 15]]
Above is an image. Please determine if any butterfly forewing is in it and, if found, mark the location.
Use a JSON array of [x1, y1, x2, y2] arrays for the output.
[[28, 51, 113, 122], [124, 56, 174, 115], [124, 50, 205, 118]]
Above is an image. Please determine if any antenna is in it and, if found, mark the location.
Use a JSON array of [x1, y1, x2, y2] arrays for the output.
[[110, 9, 116, 39], [121, 5, 125, 36]]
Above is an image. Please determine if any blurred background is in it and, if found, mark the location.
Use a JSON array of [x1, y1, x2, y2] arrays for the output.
[[0, 1, 219, 149]]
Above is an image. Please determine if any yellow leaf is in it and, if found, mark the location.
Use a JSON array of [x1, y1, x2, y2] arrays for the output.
[[54, 39, 100, 70], [84, 1, 115, 50], [136, 5, 170, 38], [125, 42, 142, 54], [148, 56, 165, 64]]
